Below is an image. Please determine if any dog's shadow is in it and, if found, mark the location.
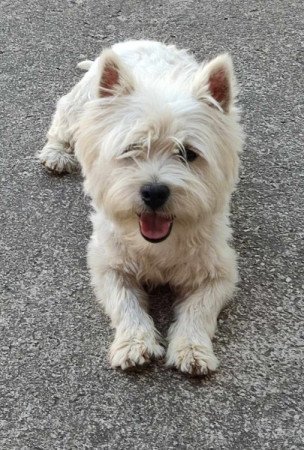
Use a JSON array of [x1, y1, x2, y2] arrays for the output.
[[147, 284, 175, 336]]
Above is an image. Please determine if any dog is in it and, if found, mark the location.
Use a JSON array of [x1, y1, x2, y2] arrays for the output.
[[38, 40, 243, 375]]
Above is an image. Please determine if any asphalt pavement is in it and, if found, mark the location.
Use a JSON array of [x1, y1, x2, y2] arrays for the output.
[[1, 1, 303, 448]]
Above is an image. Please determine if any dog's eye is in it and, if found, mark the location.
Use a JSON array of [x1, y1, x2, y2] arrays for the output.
[[118, 144, 142, 159], [179, 146, 198, 162], [185, 147, 198, 162], [123, 144, 137, 154]]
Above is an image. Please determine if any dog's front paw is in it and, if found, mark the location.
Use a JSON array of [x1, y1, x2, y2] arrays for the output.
[[38, 144, 78, 174], [109, 332, 165, 370], [166, 339, 219, 376]]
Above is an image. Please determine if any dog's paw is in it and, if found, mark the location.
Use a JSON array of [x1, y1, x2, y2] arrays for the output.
[[166, 340, 219, 376], [38, 145, 78, 174], [109, 333, 165, 370]]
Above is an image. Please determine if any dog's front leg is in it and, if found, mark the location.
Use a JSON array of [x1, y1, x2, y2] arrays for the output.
[[166, 277, 235, 375], [94, 270, 165, 369]]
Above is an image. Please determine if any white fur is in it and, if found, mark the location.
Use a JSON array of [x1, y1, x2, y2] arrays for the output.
[[39, 40, 243, 375]]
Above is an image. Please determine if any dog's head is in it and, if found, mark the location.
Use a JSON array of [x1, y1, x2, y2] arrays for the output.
[[76, 49, 243, 245]]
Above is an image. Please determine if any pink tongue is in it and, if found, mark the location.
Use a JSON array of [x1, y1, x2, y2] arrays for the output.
[[139, 213, 172, 240]]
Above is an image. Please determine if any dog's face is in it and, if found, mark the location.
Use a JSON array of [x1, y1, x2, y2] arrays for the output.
[[76, 50, 242, 245]]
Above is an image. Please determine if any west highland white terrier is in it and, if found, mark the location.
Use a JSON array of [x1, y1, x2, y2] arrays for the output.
[[39, 40, 243, 375]]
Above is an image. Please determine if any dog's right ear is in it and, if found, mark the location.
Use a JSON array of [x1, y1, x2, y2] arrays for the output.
[[97, 50, 135, 98]]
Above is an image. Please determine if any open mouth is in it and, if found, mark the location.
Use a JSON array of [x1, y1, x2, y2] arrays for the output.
[[139, 212, 173, 243]]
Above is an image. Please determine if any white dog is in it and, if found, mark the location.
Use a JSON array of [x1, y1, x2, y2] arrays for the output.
[[39, 40, 243, 375]]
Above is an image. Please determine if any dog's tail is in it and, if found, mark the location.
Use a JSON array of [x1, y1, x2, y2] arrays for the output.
[[77, 60, 93, 71]]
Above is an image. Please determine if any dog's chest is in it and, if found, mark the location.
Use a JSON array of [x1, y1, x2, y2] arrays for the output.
[[125, 246, 208, 290]]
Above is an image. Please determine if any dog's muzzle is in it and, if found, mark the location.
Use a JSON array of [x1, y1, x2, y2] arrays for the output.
[[139, 183, 172, 243]]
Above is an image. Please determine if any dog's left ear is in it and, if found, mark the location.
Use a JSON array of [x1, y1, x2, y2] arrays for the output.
[[97, 49, 135, 98], [193, 54, 236, 113]]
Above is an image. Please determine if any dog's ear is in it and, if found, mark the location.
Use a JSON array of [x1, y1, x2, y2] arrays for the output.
[[193, 54, 236, 113], [97, 50, 135, 98]]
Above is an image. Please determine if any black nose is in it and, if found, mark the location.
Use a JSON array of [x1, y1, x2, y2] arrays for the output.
[[140, 183, 170, 210]]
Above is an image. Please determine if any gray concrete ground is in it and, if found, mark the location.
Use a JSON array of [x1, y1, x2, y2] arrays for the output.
[[1, 0, 303, 448]]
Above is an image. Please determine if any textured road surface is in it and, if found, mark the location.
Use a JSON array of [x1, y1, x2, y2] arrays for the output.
[[1, 1, 303, 448]]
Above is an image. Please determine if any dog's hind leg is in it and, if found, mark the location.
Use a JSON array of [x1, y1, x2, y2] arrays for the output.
[[38, 95, 79, 174]]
